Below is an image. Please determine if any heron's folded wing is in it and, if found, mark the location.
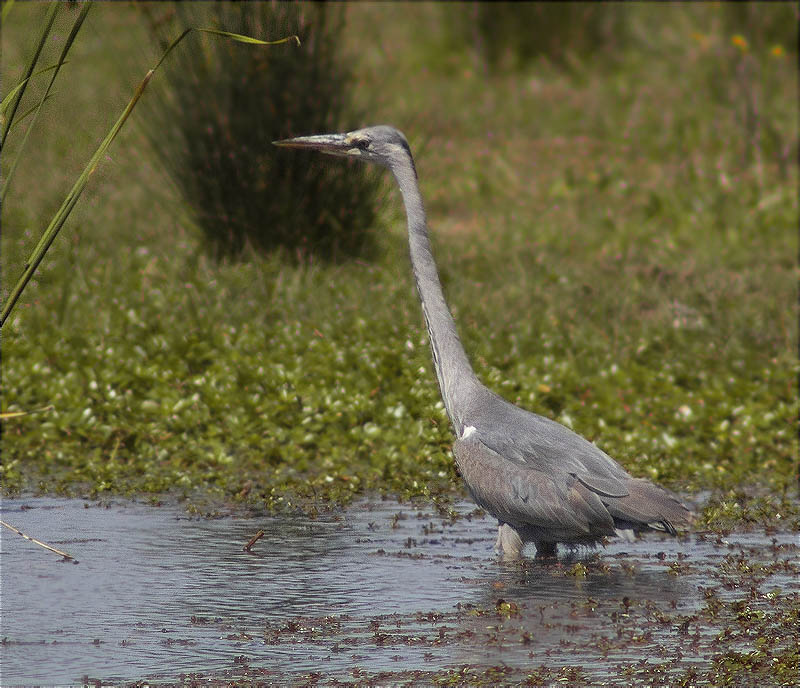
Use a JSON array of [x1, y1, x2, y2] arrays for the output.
[[453, 434, 616, 538], [475, 401, 631, 498]]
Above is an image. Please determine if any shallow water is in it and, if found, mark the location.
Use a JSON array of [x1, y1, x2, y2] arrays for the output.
[[1, 496, 797, 685]]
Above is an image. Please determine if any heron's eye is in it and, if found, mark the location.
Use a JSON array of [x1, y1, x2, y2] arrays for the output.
[[355, 139, 369, 150]]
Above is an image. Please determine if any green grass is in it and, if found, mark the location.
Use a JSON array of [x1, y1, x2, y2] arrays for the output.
[[2, 4, 797, 528]]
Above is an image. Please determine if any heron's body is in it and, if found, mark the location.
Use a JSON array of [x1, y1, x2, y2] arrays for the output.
[[275, 126, 692, 558]]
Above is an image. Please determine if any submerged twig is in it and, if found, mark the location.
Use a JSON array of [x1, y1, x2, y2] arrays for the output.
[[0, 519, 79, 563], [243, 530, 265, 552]]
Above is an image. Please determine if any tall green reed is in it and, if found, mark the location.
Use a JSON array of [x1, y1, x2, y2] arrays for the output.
[[0, 1, 297, 328]]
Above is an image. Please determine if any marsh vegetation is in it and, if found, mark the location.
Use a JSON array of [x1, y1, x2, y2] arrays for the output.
[[2, 4, 796, 530], [2, 3, 798, 685]]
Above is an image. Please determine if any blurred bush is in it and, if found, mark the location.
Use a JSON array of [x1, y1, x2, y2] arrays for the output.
[[449, 2, 629, 72], [140, 2, 382, 261], [445, 2, 796, 73]]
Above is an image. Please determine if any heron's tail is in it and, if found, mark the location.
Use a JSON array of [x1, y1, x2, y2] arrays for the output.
[[605, 478, 693, 535]]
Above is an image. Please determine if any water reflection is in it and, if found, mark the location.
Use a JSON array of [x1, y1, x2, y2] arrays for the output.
[[1, 497, 797, 684]]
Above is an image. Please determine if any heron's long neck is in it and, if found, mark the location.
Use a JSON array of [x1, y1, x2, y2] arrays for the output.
[[391, 157, 479, 435]]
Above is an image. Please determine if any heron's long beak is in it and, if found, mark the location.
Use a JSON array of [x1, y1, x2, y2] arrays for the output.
[[272, 133, 352, 156]]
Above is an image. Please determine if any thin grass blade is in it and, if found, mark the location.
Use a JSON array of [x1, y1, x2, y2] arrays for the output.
[[0, 63, 65, 115], [6, 94, 55, 132], [195, 27, 301, 46], [0, 405, 54, 420], [1, 0, 16, 23], [1, 2, 58, 149], [4, 69, 155, 328], [0, 26, 299, 327], [2, 2, 91, 201]]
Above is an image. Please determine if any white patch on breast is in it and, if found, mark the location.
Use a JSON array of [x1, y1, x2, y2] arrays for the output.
[[461, 425, 477, 439]]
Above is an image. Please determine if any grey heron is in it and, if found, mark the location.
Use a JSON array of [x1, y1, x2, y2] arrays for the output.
[[274, 126, 692, 559]]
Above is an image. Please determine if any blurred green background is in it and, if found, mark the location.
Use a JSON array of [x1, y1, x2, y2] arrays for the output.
[[1, 2, 797, 527]]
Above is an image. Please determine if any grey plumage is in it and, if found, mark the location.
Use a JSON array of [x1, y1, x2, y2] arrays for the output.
[[274, 125, 692, 558]]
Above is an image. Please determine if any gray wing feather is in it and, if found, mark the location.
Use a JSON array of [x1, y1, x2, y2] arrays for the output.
[[453, 434, 617, 539], [455, 389, 692, 538], [471, 390, 631, 498]]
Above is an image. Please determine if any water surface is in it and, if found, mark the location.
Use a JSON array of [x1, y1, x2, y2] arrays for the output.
[[2, 496, 797, 685]]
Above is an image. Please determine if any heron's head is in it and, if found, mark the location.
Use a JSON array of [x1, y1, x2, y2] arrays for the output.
[[273, 125, 411, 169]]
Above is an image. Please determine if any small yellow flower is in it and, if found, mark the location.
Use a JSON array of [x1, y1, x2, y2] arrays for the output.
[[691, 31, 709, 50], [731, 34, 749, 52], [770, 44, 785, 58]]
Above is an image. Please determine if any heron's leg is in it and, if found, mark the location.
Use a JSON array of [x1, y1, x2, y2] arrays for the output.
[[533, 541, 557, 558], [494, 523, 503, 553], [495, 523, 524, 559]]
